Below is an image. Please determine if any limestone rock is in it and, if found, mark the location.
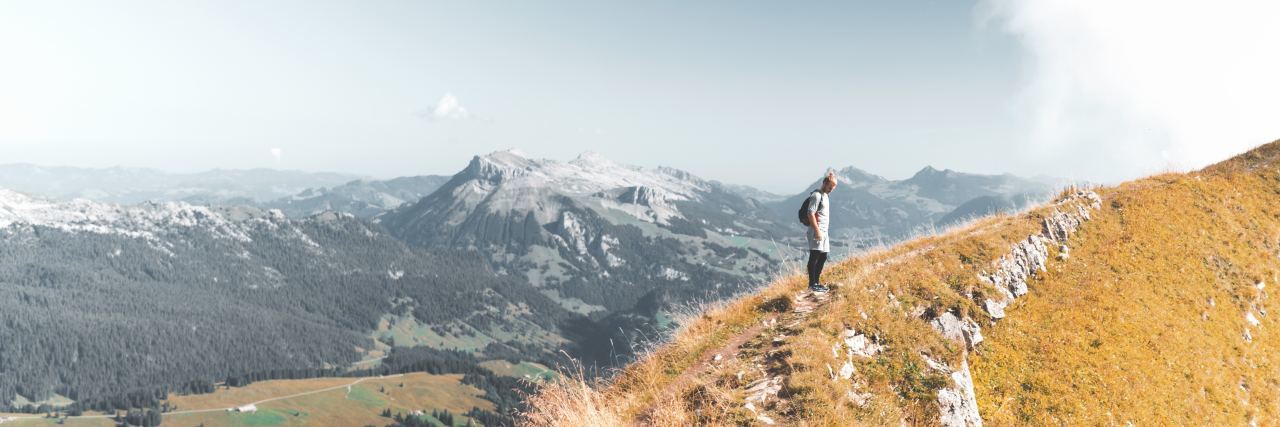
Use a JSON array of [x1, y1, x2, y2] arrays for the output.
[[745, 377, 784, 404], [841, 330, 884, 358], [931, 311, 984, 350], [983, 299, 1008, 320], [979, 234, 1048, 299], [839, 361, 855, 380], [977, 190, 1100, 320], [937, 357, 982, 427]]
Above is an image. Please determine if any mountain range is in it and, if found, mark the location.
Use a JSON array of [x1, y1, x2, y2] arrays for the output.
[[0, 150, 1067, 421], [775, 165, 1065, 247], [266, 175, 451, 218]]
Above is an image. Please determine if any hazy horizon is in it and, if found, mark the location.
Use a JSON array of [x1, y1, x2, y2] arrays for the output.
[[0, 145, 1082, 196]]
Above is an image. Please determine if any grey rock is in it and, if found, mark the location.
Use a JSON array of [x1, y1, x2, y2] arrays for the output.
[[615, 185, 665, 206], [745, 377, 784, 404], [937, 357, 983, 427], [977, 190, 1101, 319], [841, 329, 884, 358], [839, 361, 855, 380], [983, 299, 1008, 320], [979, 234, 1048, 299], [930, 312, 984, 350]]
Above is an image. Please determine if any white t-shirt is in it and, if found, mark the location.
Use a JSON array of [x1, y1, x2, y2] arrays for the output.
[[806, 191, 830, 252]]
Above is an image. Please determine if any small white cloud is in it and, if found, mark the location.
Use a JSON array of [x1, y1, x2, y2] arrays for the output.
[[270, 147, 282, 162], [429, 93, 470, 120]]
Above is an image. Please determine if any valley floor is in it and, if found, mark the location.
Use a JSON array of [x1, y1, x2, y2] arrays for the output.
[[2, 373, 490, 427]]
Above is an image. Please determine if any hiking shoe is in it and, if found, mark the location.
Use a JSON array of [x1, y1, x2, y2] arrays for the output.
[[809, 284, 830, 293]]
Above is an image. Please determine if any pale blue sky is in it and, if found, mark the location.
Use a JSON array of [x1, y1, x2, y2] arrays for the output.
[[2, 1, 1276, 193]]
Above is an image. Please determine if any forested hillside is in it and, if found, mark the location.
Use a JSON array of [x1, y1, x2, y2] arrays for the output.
[[0, 193, 570, 415]]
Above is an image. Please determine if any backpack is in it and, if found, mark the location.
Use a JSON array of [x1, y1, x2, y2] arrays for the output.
[[797, 190, 824, 226]]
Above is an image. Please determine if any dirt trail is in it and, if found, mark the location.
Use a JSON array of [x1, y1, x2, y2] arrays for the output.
[[637, 288, 833, 425], [738, 289, 832, 425], [626, 243, 937, 425]]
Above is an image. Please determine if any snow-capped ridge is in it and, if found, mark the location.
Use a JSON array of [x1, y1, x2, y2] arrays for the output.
[[569, 151, 624, 170], [908, 165, 950, 180], [0, 188, 297, 243], [455, 150, 707, 201], [827, 166, 889, 188], [465, 151, 538, 182]]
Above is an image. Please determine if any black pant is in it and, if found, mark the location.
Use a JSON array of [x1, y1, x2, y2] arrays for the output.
[[807, 250, 828, 286]]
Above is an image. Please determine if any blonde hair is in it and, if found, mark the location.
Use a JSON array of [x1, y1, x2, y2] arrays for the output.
[[823, 170, 837, 185]]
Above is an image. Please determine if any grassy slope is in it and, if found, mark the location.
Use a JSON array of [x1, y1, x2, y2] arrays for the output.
[[523, 140, 1280, 425], [973, 143, 1280, 424], [524, 199, 1047, 425]]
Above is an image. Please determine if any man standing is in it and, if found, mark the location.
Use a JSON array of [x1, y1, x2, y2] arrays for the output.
[[806, 171, 837, 292]]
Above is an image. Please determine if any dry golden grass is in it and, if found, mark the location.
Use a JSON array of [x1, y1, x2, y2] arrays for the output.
[[772, 213, 1047, 425], [520, 212, 1049, 425], [523, 139, 1280, 425], [517, 270, 814, 425], [972, 143, 1280, 425], [518, 363, 625, 427]]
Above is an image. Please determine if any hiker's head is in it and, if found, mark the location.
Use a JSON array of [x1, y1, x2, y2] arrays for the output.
[[820, 171, 838, 193]]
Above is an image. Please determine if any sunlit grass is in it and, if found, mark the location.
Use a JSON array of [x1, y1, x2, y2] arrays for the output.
[[521, 140, 1280, 425]]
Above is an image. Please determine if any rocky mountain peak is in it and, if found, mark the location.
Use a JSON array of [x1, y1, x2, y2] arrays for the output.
[[569, 151, 618, 170], [464, 149, 540, 182], [911, 165, 947, 178], [479, 149, 536, 167], [0, 187, 271, 242], [904, 165, 967, 189], [835, 166, 888, 186]]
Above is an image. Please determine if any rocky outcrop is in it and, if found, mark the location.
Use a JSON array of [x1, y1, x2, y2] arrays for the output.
[[840, 329, 885, 358], [1041, 191, 1100, 241], [616, 186, 665, 207], [984, 235, 1048, 299], [931, 311, 984, 351], [977, 190, 1101, 320], [934, 356, 982, 427], [462, 151, 533, 183], [927, 189, 1100, 427], [819, 329, 884, 412]]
